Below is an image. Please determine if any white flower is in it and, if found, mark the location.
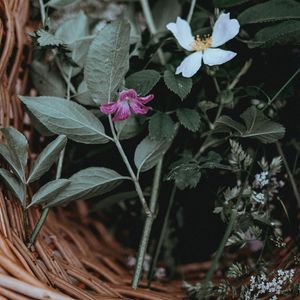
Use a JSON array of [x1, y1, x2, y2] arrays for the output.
[[166, 13, 240, 77]]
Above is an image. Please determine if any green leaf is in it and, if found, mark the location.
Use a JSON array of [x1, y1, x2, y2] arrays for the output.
[[115, 117, 141, 140], [31, 61, 66, 97], [84, 19, 130, 105], [149, 112, 175, 140], [75, 81, 96, 107], [248, 20, 300, 48], [240, 107, 285, 143], [46, 0, 78, 8], [126, 70, 160, 96], [34, 29, 64, 47], [215, 107, 285, 143], [176, 108, 201, 132], [19, 96, 110, 144], [55, 11, 88, 44], [0, 127, 28, 182], [238, 0, 300, 25], [91, 191, 138, 211], [29, 179, 71, 207], [0, 168, 26, 205], [27, 135, 67, 183], [163, 70, 192, 100], [213, 0, 250, 8], [134, 134, 174, 175], [45, 167, 127, 207], [153, 0, 181, 31]]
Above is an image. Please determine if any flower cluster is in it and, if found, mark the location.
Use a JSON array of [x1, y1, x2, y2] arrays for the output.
[[244, 269, 295, 300]]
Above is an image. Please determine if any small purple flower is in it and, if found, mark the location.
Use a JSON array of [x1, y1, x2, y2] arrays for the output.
[[100, 89, 154, 122]]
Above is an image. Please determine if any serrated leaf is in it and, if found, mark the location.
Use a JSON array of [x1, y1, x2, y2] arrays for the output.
[[115, 117, 141, 140], [19, 96, 110, 144], [27, 135, 67, 183], [240, 107, 285, 143], [163, 70, 192, 100], [149, 112, 175, 140], [126, 70, 160, 96], [238, 0, 300, 25], [84, 20, 130, 105], [0, 169, 26, 205], [34, 29, 64, 47], [0, 127, 28, 183], [30, 179, 71, 207], [213, 0, 250, 8], [134, 134, 174, 175], [46, 0, 78, 8], [45, 167, 127, 207], [31, 61, 66, 97], [248, 20, 300, 48], [176, 108, 201, 132]]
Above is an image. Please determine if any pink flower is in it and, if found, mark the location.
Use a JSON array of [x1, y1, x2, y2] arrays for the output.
[[100, 89, 154, 122]]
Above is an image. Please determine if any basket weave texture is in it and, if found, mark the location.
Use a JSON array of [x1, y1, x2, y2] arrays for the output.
[[0, 1, 186, 299]]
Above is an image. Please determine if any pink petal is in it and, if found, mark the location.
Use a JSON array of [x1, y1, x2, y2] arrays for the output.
[[100, 102, 118, 114], [112, 102, 131, 121], [129, 99, 152, 115], [137, 94, 154, 104], [119, 89, 138, 101]]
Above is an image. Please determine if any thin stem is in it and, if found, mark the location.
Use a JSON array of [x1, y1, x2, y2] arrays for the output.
[[28, 148, 65, 246], [187, 0, 197, 23], [203, 209, 237, 296], [108, 116, 151, 216], [140, 0, 166, 65], [38, 0, 46, 26], [132, 158, 163, 289], [147, 184, 176, 285], [276, 142, 300, 208], [263, 67, 300, 112]]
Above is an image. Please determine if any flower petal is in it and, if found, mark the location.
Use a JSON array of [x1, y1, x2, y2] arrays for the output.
[[137, 94, 154, 104], [203, 48, 236, 66], [129, 99, 152, 115], [119, 89, 138, 101], [166, 17, 194, 51], [112, 102, 131, 121], [211, 13, 240, 48], [175, 51, 203, 78], [100, 102, 118, 114]]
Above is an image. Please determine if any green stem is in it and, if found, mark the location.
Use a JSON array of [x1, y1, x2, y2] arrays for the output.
[[203, 209, 237, 296], [147, 184, 176, 285], [28, 148, 65, 246], [38, 0, 46, 26], [132, 158, 163, 289], [108, 116, 151, 216], [276, 142, 300, 208], [187, 0, 197, 23], [227, 59, 252, 91], [140, 0, 166, 65]]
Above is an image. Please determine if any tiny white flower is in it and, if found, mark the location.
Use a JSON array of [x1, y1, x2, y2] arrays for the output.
[[166, 13, 240, 77]]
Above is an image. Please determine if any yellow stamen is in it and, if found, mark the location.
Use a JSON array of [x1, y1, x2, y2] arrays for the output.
[[191, 34, 212, 51]]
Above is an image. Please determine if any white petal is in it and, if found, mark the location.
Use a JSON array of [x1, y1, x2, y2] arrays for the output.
[[175, 52, 203, 78], [166, 17, 194, 51], [211, 13, 240, 47], [203, 48, 236, 66]]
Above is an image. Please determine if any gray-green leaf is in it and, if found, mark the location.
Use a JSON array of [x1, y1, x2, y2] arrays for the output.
[[115, 117, 141, 140], [84, 19, 130, 104], [126, 70, 160, 96], [238, 0, 300, 25], [134, 134, 174, 175], [164, 70, 193, 100], [19, 96, 110, 144], [0, 168, 26, 205], [149, 112, 175, 140], [45, 167, 127, 207], [176, 108, 201, 132], [27, 135, 67, 183], [30, 179, 71, 207], [46, 0, 78, 8]]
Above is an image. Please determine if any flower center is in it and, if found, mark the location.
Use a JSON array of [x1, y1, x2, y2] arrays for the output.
[[191, 35, 212, 51]]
